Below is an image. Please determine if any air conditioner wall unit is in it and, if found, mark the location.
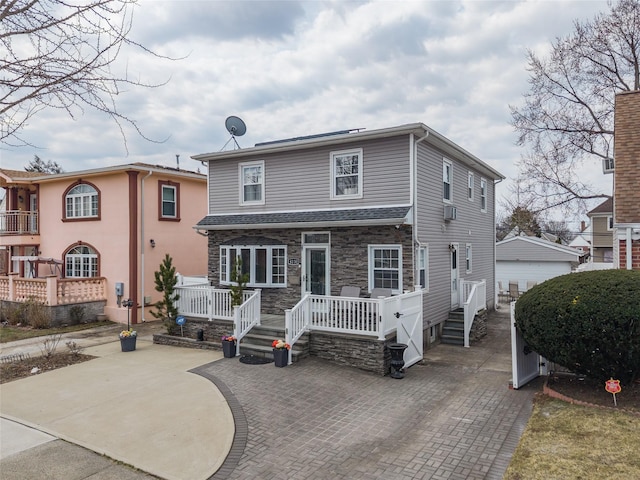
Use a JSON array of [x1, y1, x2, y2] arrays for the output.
[[444, 205, 457, 220]]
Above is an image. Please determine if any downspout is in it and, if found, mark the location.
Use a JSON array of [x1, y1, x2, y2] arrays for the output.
[[493, 177, 504, 306], [626, 227, 632, 270], [141, 170, 153, 322], [412, 131, 430, 288]]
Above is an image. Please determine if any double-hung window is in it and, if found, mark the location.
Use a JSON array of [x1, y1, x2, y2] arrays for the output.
[[220, 245, 286, 287], [331, 149, 362, 199], [443, 159, 452, 202], [465, 244, 472, 273], [158, 181, 180, 221], [65, 183, 99, 219], [240, 161, 264, 205], [368, 245, 402, 293], [480, 178, 487, 212], [65, 245, 98, 278], [468, 172, 474, 201]]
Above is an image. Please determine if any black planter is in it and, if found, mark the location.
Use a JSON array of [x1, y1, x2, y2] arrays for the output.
[[222, 341, 237, 358], [120, 336, 137, 352], [388, 343, 408, 379], [273, 348, 288, 367]]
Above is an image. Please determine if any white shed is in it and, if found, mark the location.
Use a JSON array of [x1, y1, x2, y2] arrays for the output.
[[496, 236, 584, 293]]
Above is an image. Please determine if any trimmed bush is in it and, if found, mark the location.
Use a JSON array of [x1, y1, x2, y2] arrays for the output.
[[515, 269, 640, 385]]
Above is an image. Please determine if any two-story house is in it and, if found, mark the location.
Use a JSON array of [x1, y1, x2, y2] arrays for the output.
[[0, 163, 207, 324], [192, 123, 504, 351], [587, 197, 614, 263]]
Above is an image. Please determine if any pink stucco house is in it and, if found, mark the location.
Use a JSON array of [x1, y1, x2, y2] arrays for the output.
[[0, 163, 207, 325]]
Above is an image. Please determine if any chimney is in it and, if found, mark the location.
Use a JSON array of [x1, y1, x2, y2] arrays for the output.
[[580, 221, 586, 232]]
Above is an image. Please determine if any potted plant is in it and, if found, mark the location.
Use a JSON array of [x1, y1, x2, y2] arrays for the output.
[[120, 329, 137, 352], [271, 339, 290, 367], [221, 335, 237, 358]]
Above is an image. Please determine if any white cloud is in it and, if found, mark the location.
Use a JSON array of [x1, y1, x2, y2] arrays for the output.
[[1, 0, 612, 226]]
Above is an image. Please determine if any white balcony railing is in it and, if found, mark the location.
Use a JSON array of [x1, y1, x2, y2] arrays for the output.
[[0, 210, 38, 234]]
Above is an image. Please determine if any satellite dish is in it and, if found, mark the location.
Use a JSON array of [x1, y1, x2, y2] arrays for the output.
[[225, 116, 246, 137], [221, 116, 246, 150]]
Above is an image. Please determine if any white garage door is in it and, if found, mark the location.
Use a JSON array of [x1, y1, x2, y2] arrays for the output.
[[497, 261, 571, 293]]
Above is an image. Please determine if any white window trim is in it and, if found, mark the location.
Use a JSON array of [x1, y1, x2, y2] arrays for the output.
[[65, 246, 98, 278], [465, 244, 472, 273], [161, 184, 177, 218], [220, 245, 287, 287], [330, 148, 363, 200], [66, 184, 98, 218], [367, 244, 403, 294], [480, 177, 487, 212], [467, 172, 474, 202], [443, 158, 453, 203], [418, 245, 429, 292], [239, 161, 265, 206]]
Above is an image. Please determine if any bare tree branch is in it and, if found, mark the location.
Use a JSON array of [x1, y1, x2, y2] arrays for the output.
[[0, 0, 177, 151], [510, 0, 639, 215]]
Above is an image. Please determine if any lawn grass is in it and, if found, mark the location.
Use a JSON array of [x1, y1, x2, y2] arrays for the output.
[[504, 395, 640, 480], [0, 321, 115, 343]]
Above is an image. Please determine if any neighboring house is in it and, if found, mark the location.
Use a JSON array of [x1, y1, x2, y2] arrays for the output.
[[192, 123, 504, 347], [503, 226, 561, 244], [587, 197, 614, 263], [612, 90, 640, 271], [496, 235, 583, 293], [0, 164, 207, 324]]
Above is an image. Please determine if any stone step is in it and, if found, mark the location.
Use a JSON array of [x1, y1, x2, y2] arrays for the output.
[[241, 332, 309, 349], [441, 334, 464, 346], [238, 343, 307, 362], [442, 326, 463, 337]]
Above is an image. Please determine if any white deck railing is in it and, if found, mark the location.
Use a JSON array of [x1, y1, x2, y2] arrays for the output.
[[460, 279, 486, 348], [285, 292, 410, 365], [174, 285, 254, 321]]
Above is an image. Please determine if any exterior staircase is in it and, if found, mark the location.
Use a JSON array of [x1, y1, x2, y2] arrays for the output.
[[440, 308, 465, 346], [239, 323, 310, 362]]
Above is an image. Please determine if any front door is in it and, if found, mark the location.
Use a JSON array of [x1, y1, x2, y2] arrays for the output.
[[302, 246, 329, 296], [450, 243, 459, 308]]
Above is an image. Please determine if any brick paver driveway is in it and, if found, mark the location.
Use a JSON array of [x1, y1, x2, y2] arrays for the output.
[[194, 307, 540, 480]]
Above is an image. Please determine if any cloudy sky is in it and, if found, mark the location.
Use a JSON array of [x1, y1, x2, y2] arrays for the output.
[[1, 0, 614, 226]]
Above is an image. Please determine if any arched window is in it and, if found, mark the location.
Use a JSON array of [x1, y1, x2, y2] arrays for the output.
[[65, 245, 99, 278], [65, 183, 98, 219]]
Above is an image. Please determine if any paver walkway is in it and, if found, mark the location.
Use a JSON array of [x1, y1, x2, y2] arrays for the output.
[[194, 306, 540, 480]]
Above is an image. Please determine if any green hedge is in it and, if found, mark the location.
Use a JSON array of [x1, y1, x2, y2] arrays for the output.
[[515, 269, 640, 385]]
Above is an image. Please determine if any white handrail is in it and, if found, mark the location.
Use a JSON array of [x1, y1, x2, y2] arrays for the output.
[[285, 293, 311, 365], [461, 279, 486, 347], [233, 289, 261, 354]]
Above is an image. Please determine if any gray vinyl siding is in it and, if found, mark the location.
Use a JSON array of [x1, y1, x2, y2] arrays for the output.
[[414, 142, 497, 328], [497, 240, 581, 262], [208, 136, 411, 213]]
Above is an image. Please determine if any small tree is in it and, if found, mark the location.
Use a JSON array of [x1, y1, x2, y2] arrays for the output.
[[229, 256, 249, 307], [515, 270, 640, 385], [150, 254, 180, 333]]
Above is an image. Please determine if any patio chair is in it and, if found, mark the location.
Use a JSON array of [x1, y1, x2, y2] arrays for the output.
[[497, 281, 507, 302], [508, 281, 519, 302], [340, 286, 361, 297], [370, 287, 392, 298]]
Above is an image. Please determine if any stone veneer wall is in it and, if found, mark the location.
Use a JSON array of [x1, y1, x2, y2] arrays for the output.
[[469, 309, 488, 343], [0, 300, 106, 327], [309, 331, 396, 376], [153, 317, 397, 375], [207, 225, 414, 314]]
